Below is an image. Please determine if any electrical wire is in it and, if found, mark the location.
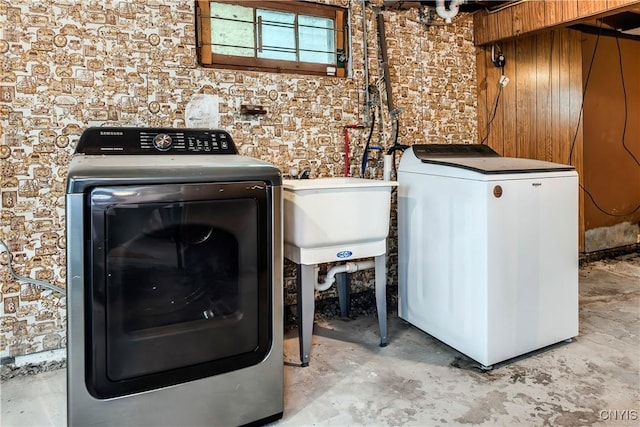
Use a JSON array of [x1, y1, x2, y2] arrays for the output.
[[480, 83, 503, 145], [0, 239, 66, 295], [386, 116, 407, 179], [615, 35, 640, 167], [568, 22, 601, 166], [361, 106, 376, 178], [568, 23, 640, 218], [580, 184, 640, 217]]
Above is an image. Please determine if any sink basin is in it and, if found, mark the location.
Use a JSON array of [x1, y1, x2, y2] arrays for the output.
[[283, 177, 397, 264]]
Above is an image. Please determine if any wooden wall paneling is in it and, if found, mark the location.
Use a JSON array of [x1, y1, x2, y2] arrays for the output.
[[474, 0, 640, 46], [577, 0, 608, 17], [549, 30, 562, 165], [536, 31, 553, 162], [568, 30, 584, 170], [496, 8, 514, 41], [501, 40, 517, 157], [487, 12, 500, 45], [568, 29, 585, 251], [559, 29, 585, 251], [512, 0, 546, 36], [512, 2, 525, 36], [484, 47, 505, 153], [476, 46, 489, 146], [473, 11, 489, 45], [608, 0, 640, 7], [558, 30, 573, 166], [514, 36, 537, 159], [545, 1, 564, 26], [582, 34, 640, 233], [562, 0, 579, 21]]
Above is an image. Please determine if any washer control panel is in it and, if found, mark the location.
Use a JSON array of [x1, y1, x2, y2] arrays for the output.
[[75, 128, 238, 155]]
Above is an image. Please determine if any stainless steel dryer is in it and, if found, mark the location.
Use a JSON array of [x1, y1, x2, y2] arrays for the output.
[[66, 127, 283, 426]]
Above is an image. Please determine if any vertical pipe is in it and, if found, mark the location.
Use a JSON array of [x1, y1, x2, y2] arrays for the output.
[[362, 0, 370, 126], [343, 127, 350, 176], [376, 9, 395, 114]]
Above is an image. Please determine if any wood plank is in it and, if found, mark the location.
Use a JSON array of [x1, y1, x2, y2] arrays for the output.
[[536, 31, 552, 162], [514, 35, 537, 159], [336, 9, 345, 77], [196, 1, 212, 63], [487, 12, 500, 44], [512, 0, 545, 36], [496, 8, 513, 41], [560, 29, 590, 252], [562, 0, 579, 21], [549, 29, 562, 165], [545, 1, 564, 27], [483, 47, 505, 153], [567, 29, 585, 251], [501, 41, 517, 157], [577, 0, 608, 17], [569, 28, 584, 167], [558, 30, 572, 166], [473, 10, 489, 45], [473, 0, 640, 46], [476, 46, 489, 145], [607, 0, 639, 8]]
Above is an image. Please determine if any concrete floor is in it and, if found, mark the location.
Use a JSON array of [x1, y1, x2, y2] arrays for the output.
[[1, 253, 639, 426]]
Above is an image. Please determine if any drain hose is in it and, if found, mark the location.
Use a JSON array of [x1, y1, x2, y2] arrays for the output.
[[0, 239, 66, 295]]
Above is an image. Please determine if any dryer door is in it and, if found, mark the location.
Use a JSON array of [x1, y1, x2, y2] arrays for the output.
[[86, 181, 273, 398]]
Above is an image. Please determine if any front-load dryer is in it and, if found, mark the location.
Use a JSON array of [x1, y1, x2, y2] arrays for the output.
[[66, 127, 283, 426]]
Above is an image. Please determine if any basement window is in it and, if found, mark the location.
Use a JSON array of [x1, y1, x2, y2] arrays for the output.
[[195, 1, 348, 77]]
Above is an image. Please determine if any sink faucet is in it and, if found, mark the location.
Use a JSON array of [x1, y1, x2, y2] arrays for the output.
[[288, 166, 311, 179], [298, 167, 311, 179]]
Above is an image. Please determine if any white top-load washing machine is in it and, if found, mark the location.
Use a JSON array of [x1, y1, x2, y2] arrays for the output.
[[398, 144, 578, 368]]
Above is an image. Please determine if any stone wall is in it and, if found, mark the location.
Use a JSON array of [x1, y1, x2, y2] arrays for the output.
[[0, 0, 477, 359]]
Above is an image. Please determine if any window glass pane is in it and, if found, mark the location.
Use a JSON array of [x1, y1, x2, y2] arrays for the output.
[[257, 9, 296, 61], [211, 2, 255, 57], [299, 15, 335, 64]]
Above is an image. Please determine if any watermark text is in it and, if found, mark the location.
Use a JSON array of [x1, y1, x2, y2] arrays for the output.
[[599, 410, 638, 421]]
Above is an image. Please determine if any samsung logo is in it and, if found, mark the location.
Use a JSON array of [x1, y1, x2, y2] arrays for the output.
[[100, 131, 124, 136]]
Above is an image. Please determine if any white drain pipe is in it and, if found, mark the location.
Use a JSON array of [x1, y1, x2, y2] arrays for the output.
[[436, 0, 461, 24], [383, 154, 392, 181], [315, 260, 375, 291]]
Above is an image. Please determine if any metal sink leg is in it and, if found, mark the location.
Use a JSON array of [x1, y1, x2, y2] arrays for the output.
[[296, 263, 315, 367], [375, 254, 387, 347], [296, 254, 388, 367]]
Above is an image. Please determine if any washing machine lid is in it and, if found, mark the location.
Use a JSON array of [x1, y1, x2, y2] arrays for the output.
[[421, 157, 575, 175], [413, 144, 500, 158], [412, 144, 574, 175]]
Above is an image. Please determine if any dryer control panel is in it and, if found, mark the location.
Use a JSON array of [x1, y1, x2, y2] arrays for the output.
[[75, 127, 238, 155]]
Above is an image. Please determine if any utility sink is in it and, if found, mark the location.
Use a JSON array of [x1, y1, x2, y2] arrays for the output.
[[283, 177, 397, 366], [282, 177, 397, 265]]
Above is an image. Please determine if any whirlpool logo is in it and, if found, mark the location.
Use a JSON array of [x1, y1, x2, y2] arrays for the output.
[[336, 250, 353, 259]]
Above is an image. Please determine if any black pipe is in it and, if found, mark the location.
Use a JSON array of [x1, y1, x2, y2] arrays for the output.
[[376, 9, 395, 114]]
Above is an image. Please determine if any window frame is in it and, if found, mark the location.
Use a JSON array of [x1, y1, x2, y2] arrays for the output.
[[195, 0, 347, 77]]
